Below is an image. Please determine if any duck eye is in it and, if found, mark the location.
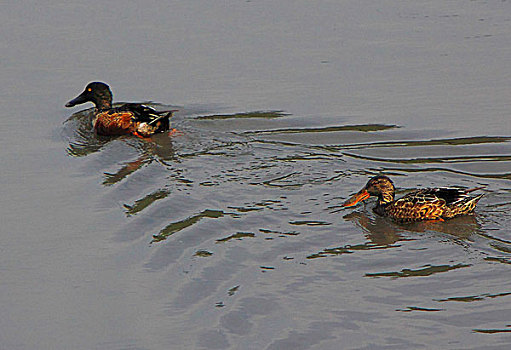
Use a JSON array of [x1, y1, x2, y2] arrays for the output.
[[87, 88, 92, 92]]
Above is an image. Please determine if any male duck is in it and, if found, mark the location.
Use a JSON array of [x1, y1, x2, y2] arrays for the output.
[[343, 175, 484, 222], [66, 82, 175, 137]]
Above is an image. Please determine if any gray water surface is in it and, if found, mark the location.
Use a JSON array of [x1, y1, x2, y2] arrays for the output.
[[2, 1, 511, 349]]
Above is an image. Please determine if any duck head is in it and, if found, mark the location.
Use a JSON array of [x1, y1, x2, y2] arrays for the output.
[[343, 175, 396, 207], [65, 82, 113, 110]]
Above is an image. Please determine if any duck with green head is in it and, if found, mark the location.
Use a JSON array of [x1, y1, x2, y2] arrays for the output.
[[66, 82, 176, 137]]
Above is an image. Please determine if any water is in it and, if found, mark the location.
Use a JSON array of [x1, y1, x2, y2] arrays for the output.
[[2, 1, 511, 349]]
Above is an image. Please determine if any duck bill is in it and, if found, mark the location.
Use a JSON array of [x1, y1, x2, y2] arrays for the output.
[[65, 91, 89, 107], [343, 189, 370, 207]]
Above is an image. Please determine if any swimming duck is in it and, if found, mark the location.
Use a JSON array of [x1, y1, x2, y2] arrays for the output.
[[65, 82, 176, 137], [343, 175, 484, 222]]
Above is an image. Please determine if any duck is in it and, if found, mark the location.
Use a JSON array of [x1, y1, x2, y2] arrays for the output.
[[65, 82, 176, 137], [343, 175, 484, 222]]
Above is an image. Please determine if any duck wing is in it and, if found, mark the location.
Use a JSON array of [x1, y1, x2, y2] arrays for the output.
[[388, 187, 484, 221], [432, 187, 484, 217], [117, 103, 177, 135], [386, 189, 447, 221], [117, 103, 173, 123], [419, 187, 485, 206]]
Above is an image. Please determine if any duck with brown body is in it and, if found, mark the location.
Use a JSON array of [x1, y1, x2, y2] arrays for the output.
[[343, 175, 484, 222], [66, 82, 176, 137]]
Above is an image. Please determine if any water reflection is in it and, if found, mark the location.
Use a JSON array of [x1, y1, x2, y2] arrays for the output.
[[381, 167, 511, 181], [64, 109, 109, 157], [397, 306, 444, 312], [152, 209, 233, 243], [63, 104, 511, 324], [243, 123, 398, 136], [434, 291, 511, 303], [344, 152, 511, 166], [406, 215, 481, 239], [195, 110, 288, 120], [123, 189, 171, 217], [472, 328, 511, 334], [102, 135, 176, 186], [331, 136, 511, 151], [365, 263, 471, 278], [307, 241, 401, 259], [307, 211, 404, 259], [216, 232, 256, 244], [349, 208, 482, 239], [309, 209, 483, 259], [64, 106, 177, 186], [64, 105, 177, 158], [343, 210, 404, 246]]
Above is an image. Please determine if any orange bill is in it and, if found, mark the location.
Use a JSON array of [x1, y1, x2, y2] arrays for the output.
[[343, 189, 370, 207]]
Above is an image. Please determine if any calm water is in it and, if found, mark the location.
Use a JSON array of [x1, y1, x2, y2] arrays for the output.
[[2, 1, 511, 349]]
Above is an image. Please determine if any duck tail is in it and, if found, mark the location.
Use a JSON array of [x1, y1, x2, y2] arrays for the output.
[[465, 186, 485, 193], [454, 193, 484, 216], [469, 193, 484, 204], [148, 110, 178, 133]]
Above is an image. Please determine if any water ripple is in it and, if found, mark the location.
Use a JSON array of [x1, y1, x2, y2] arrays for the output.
[[365, 263, 471, 279], [242, 123, 398, 135], [152, 209, 235, 243]]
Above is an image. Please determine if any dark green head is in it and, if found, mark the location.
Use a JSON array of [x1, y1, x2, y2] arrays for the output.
[[65, 82, 113, 110]]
